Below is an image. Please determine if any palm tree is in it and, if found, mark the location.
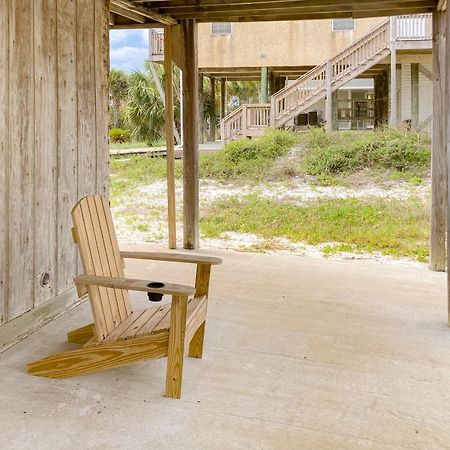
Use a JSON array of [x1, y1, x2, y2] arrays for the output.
[[109, 69, 129, 128]]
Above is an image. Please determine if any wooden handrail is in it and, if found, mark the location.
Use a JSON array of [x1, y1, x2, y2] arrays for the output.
[[150, 28, 164, 56], [270, 19, 391, 128], [220, 104, 270, 143], [220, 14, 431, 141]]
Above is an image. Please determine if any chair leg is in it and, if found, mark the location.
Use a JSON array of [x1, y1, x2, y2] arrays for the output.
[[67, 323, 95, 345], [188, 321, 206, 359], [165, 295, 187, 399]]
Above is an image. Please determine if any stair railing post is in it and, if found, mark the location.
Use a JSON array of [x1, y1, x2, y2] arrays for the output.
[[325, 60, 333, 132], [242, 105, 248, 138], [390, 16, 398, 127]]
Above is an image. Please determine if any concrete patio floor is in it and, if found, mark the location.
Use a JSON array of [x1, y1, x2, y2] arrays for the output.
[[1, 246, 449, 449]]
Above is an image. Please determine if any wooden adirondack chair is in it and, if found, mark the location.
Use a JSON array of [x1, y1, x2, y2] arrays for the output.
[[27, 195, 222, 399]]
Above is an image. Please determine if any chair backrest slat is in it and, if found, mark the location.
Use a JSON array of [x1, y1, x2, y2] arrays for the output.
[[72, 195, 132, 340]]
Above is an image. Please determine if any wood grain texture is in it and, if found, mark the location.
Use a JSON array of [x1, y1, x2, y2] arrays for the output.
[[181, 19, 200, 250], [195, 263, 211, 297], [164, 25, 177, 249], [99, 197, 132, 316], [120, 250, 222, 265], [0, 0, 9, 324], [186, 295, 207, 345], [27, 333, 169, 378], [56, 0, 79, 295], [8, 0, 35, 319], [95, 0, 110, 198], [93, 196, 129, 320], [165, 295, 187, 399], [1, 288, 80, 352], [431, 9, 447, 273], [34, 0, 58, 306], [0, 1, 110, 332], [72, 204, 109, 339], [77, 0, 97, 199], [189, 265, 211, 356], [74, 274, 196, 297], [67, 323, 95, 345], [188, 322, 206, 359], [79, 199, 116, 333]]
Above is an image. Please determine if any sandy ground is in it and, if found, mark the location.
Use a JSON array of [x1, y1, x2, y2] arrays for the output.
[[111, 175, 430, 270]]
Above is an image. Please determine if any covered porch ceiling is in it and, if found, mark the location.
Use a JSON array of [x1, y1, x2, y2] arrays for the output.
[[110, 0, 440, 27], [199, 64, 391, 81]]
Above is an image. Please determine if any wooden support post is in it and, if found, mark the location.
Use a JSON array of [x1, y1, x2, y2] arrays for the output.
[[181, 20, 199, 250], [164, 26, 177, 249], [390, 17, 398, 128], [443, 6, 450, 324], [220, 78, 226, 120], [374, 69, 389, 128], [199, 73, 204, 144], [431, 10, 447, 273], [411, 63, 419, 129], [209, 76, 216, 142], [260, 67, 268, 103], [325, 60, 333, 132], [431, 10, 448, 273]]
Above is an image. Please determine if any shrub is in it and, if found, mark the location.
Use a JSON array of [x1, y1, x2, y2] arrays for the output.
[[200, 129, 300, 181], [109, 128, 131, 143], [301, 128, 431, 177]]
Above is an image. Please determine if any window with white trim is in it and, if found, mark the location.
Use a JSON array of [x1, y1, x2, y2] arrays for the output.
[[211, 23, 232, 35], [332, 18, 356, 31]]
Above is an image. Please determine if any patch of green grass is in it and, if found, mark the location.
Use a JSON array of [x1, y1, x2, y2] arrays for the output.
[[200, 195, 430, 262], [199, 129, 301, 182], [322, 243, 356, 257], [110, 155, 183, 200], [300, 128, 431, 181]]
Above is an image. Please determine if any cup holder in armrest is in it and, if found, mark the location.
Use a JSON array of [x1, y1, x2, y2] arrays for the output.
[[147, 282, 165, 302]]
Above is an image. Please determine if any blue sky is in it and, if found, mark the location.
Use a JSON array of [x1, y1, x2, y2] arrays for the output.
[[110, 30, 149, 73]]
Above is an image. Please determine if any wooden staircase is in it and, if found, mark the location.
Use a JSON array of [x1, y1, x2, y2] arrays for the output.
[[221, 19, 391, 143]]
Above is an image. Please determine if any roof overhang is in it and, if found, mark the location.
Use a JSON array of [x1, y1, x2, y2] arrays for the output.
[[111, 0, 438, 28]]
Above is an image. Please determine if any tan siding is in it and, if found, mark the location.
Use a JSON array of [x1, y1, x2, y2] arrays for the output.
[[0, 0, 110, 325], [198, 18, 386, 69]]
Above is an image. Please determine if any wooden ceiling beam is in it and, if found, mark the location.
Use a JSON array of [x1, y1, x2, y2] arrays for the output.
[[111, 4, 146, 22], [171, 4, 433, 19], [154, 0, 433, 13], [111, 0, 177, 25], [191, 7, 434, 22]]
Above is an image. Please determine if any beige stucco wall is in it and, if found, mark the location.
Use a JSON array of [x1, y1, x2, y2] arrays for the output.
[[198, 18, 387, 68]]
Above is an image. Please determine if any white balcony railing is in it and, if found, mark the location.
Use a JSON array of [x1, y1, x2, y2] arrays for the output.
[[396, 14, 432, 40]]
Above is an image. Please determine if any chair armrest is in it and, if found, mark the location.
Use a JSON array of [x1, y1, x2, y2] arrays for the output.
[[120, 251, 223, 266], [74, 275, 195, 297]]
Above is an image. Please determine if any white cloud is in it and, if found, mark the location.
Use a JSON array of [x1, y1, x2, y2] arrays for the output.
[[110, 29, 136, 45], [140, 29, 150, 46], [110, 46, 148, 73]]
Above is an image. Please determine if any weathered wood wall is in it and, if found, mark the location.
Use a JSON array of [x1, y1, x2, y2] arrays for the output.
[[0, 0, 109, 326]]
